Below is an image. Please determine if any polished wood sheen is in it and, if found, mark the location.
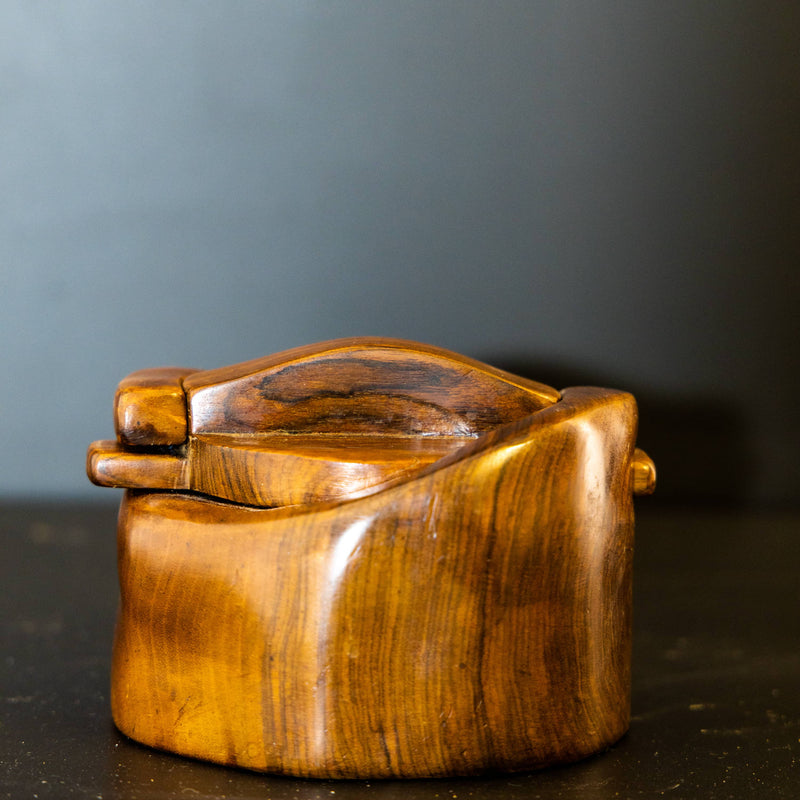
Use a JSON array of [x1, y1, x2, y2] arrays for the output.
[[87, 338, 655, 778], [632, 447, 657, 496], [114, 367, 198, 447], [90, 338, 562, 507]]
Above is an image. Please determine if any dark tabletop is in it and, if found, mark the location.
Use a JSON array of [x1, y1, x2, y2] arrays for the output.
[[2, 501, 798, 799]]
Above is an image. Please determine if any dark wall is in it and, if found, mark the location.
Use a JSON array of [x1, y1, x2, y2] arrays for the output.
[[2, 3, 798, 504]]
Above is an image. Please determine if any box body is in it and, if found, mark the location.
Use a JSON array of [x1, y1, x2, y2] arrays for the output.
[[111, 388, 637, 778]]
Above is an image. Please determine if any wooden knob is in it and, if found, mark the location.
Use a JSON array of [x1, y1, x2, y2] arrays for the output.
[[114, 367, 198, 447], [632, 447, 656, 495]]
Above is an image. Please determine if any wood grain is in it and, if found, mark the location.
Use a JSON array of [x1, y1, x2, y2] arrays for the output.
[[87, 338, 654, 777], [114, 367, 198, 447], [182, 337, 560, 437], [109, 387, 641, 778], [632, 447, 657, 495], [87, 439, 188, 491], [89, 338, 562, 507]]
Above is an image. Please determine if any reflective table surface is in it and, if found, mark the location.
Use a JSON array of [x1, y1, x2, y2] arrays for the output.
[[2, 501, 798, 798]]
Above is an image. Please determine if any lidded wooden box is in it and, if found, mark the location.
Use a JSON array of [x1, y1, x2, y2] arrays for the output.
[[88, 338, 654, 778]]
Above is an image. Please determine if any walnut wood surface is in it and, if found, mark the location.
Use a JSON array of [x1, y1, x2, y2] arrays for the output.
[[87, 434, 466, 506], [182, 337, 560, 437], [110, 387, 640, 778], [88, 338, 654, 778], [114, 367, 198, 447], [632, 447, 657, 495], [89, 339, 562, 507], [87, 440, 189, 491]]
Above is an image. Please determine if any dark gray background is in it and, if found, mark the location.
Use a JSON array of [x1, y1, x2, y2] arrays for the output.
[[2, 2, 798, 504]]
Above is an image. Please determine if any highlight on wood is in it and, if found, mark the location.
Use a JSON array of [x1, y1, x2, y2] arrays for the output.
[[87, 337, 655, 778]]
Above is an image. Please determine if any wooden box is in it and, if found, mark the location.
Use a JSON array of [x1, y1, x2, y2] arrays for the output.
[[87, 338, 654, 778]]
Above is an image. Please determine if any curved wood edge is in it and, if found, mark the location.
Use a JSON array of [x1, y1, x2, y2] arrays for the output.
[[182, 338, 560, 401], [87, 440, 189, 491], [374, 385, 638, 492], [110, 384, 637, 777], [632, 447, 657, 495], [88, 387, 654, 506], [183, 339, 560, 439], [114, 367, 199, 447]]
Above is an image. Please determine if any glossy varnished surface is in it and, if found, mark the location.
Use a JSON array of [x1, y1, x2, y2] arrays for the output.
[[88, 338, 561, 507], [114, 367, 198, 447], [186, 432, 469, 506], [2, 503, 799, 797], [110, 387, 638, 778], [85, 339, 655, 777], [87, 336, 652, 506], [181, 337, 560, 437]]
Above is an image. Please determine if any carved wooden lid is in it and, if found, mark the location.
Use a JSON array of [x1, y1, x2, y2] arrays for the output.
[[87, 338, 562, 507]]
